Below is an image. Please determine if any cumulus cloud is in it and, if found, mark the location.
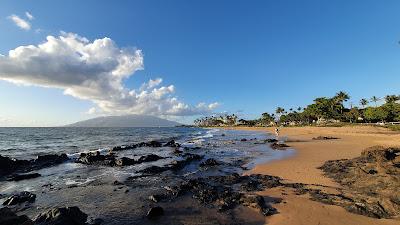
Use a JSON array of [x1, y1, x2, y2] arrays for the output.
[[25, 12, 34, 20], [8, 14, 31, 30], [0, 32, 218, 116]]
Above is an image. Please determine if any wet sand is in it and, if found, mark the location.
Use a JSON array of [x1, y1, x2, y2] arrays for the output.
[[227, 126, 400, 225]]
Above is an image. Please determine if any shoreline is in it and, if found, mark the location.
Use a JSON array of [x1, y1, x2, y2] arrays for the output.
[[223, 126, 400, 225]]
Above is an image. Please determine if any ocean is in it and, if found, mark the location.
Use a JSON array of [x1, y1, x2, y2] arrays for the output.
[[0, 127, 294, 224]]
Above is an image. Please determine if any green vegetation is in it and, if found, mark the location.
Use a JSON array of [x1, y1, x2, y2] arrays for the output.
[[194, 91, 400, 127]]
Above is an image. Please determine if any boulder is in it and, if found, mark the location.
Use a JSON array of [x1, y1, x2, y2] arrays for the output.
[[0, 207, 33, 225], [33, 206, 88, 225], [3, 191, 36, 206]]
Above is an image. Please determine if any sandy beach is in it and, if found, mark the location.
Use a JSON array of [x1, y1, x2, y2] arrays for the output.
[[228, 126, 400, 225]]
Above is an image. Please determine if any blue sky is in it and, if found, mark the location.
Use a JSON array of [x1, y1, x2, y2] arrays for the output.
[[0, 0, 400, 126]]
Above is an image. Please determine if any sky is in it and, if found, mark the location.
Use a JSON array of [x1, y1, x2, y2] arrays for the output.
[[0, 0, 400, 126]]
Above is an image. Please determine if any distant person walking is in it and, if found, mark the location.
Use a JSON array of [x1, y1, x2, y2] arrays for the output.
[[275, 127, 280, 137]]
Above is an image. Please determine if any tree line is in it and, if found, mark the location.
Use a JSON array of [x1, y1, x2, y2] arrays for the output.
[[194, 92, 400, 127]]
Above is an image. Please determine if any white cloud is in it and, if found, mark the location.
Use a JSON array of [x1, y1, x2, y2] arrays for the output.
[[8, 14, 31, 30], [25, 12, 34, 20], [0, 32, 218, 117], [86, 107, 97, 115]]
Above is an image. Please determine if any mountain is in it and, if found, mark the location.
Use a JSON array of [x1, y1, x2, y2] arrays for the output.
[[66, 115, 181, 127]]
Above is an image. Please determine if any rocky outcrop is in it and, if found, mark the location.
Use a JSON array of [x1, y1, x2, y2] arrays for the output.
[[0, 207, 33, 225], [0, 154, 68, 178], [33, 206, 88, 225], [270, 142, 290, 150], [76, 152, 116, 166], [77, 152, 163, 167], [318, 146, 400, 218], [2, 191, 36, 206], [312, 136, 339, 140], [7, 173, 41, 181], [154, 174, 282, 216]]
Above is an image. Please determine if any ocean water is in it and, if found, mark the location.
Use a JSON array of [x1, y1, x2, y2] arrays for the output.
[[0, 127, 294, 224]]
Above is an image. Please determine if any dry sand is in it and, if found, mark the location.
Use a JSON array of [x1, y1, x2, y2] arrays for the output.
[[228, 126, 400, 225]]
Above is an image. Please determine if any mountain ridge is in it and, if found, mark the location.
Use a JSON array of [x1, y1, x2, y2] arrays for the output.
[[65, 114, 182, 127]]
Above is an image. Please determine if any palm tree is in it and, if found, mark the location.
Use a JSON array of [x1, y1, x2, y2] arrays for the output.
[[335, 91, 350, 103], [275, 107, 285, 121], [370, 96, 380, 107], [276, 107, 285, 115], [334, 91, 350, 114], [360, 99, 369, 109], [385, 95, 400, 104]]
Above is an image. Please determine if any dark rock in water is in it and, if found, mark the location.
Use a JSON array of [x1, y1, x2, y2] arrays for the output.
[[270, 142, 290, 150], [200, 158, 220, 167], [33, 206, 88, 225], [170, 153, 203, 170], [112, 144, 137, 152], [113, 180, 124, 186], [312, 136, 340, 140], [115, 157, 136, 166], [76, 151, 116, 166], [184, 153, 203, 160], [34, 154, 69, 166], [3, 191, 36, 206], [138, 141, 162, 148], [0, 153, 68, 177], [172, 148, 183, 155], [146, 206, 164, 219], [7, 173, 41, 181], [137, 154, 164, 163], [240, 138, 247, 142], [264, 138, 278, 143], [140, 166, 170, 174], [164, 140, 181, 148], [0, 155, 30, 176], [0, 207, 33, 225]]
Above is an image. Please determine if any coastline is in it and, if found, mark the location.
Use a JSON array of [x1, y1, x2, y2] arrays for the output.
[[224, 126, 400, 225]]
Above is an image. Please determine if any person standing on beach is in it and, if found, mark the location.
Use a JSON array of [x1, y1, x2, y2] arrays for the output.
[[275, 127, 280, 137]]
